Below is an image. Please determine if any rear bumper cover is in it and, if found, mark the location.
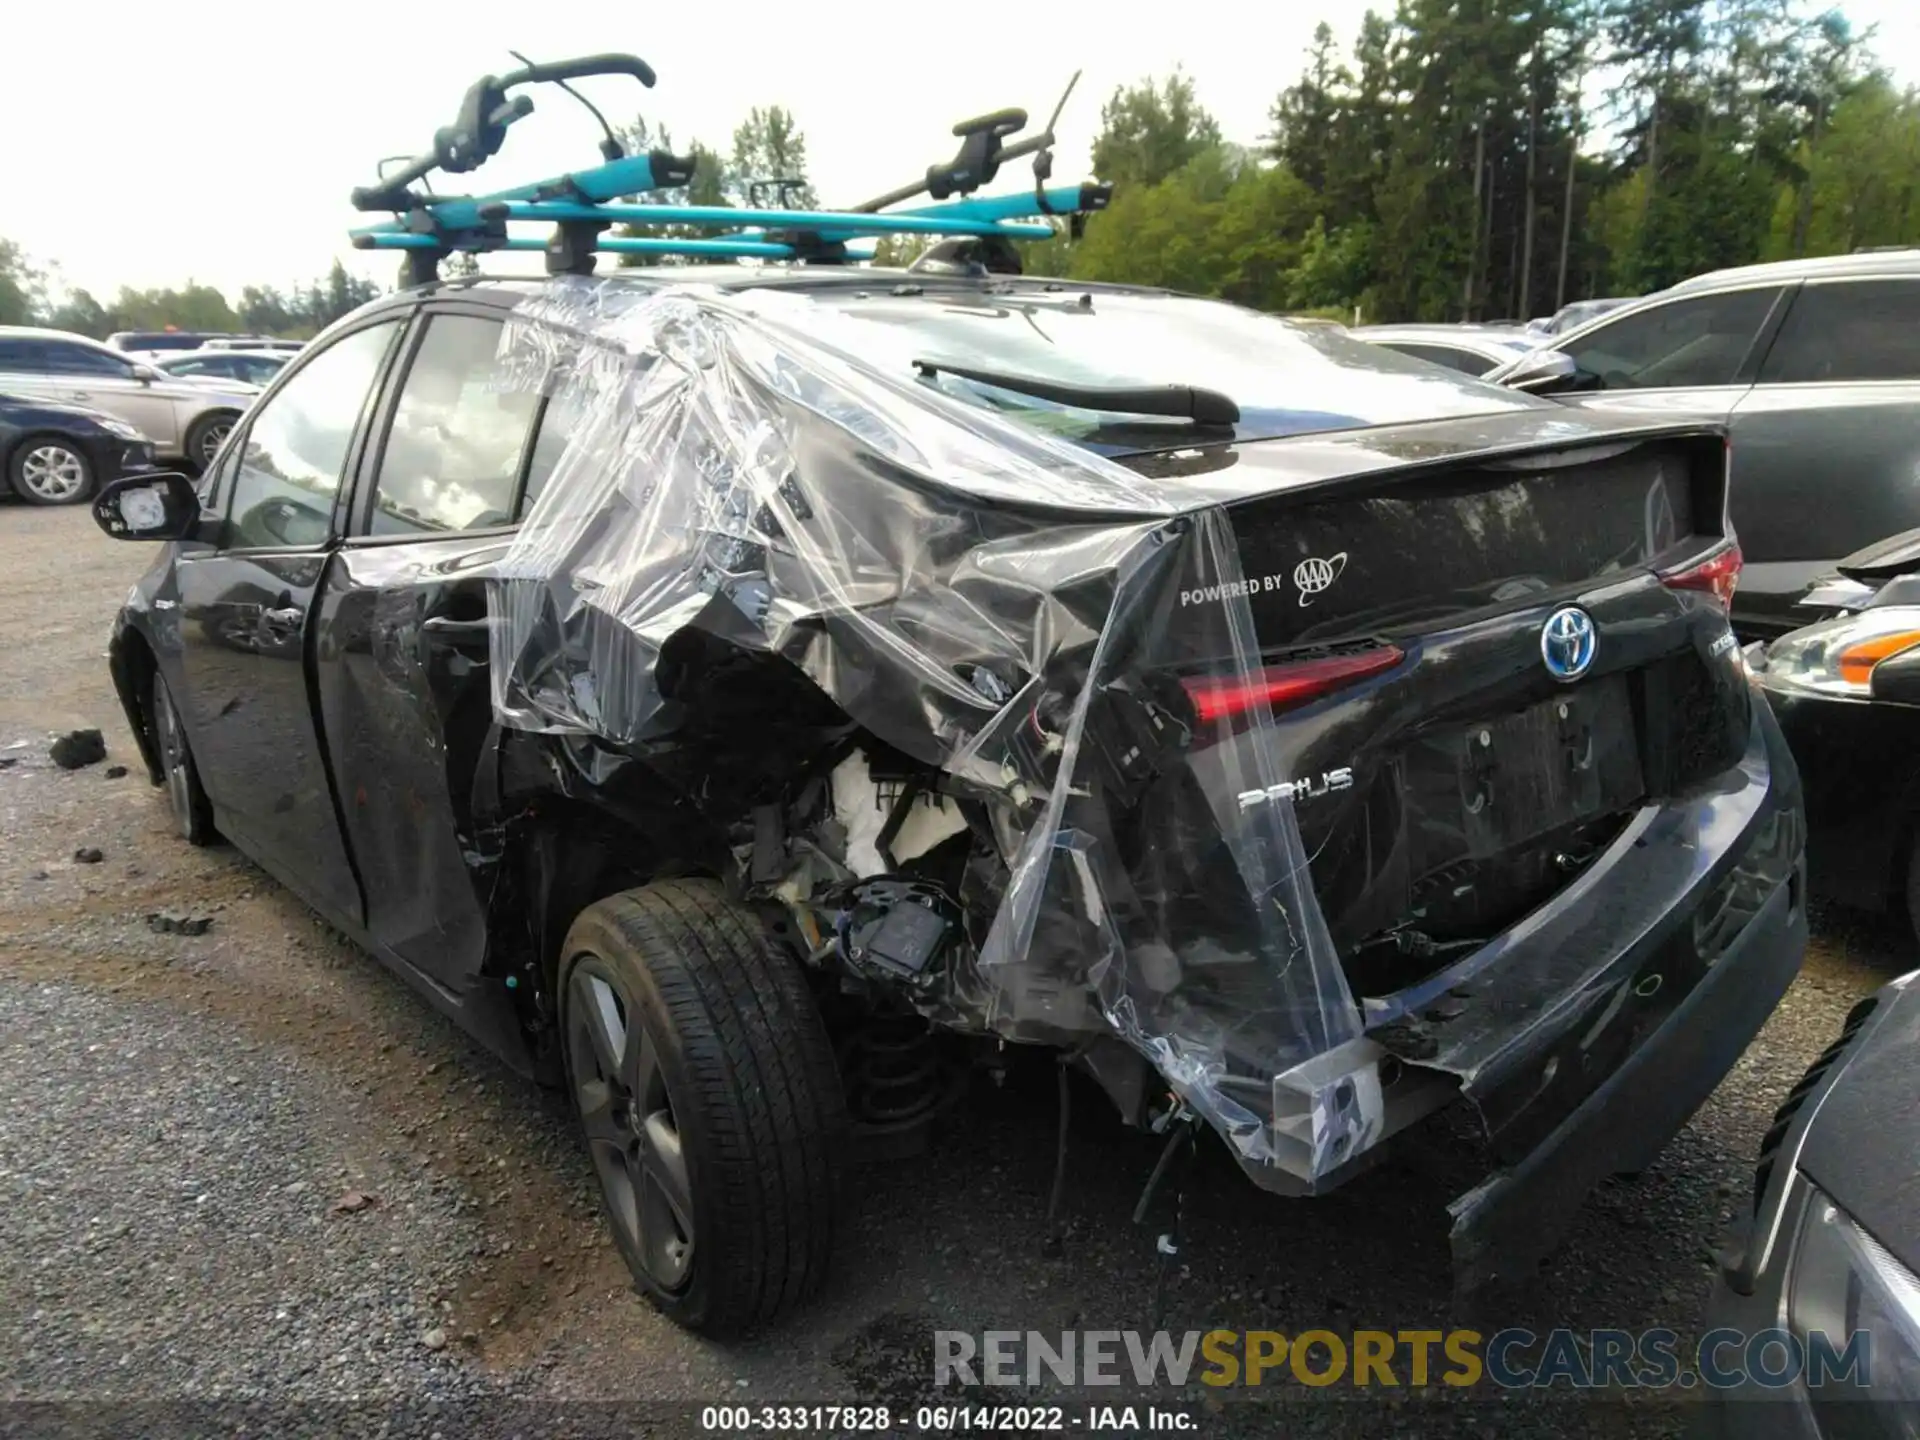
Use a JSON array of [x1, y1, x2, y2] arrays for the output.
[[1448, 855, 1804, 1290], [1417, 695, 1807, 1290]]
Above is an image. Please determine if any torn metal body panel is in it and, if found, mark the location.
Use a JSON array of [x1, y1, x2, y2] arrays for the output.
[[102, 268, 1806, 1292]]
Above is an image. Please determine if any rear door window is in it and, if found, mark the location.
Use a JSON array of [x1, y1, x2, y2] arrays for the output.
[[517, 388, 587, 517], [366, 314, 540, 536], [1562, 287, 1779, 390], [41, 342, 133, 377], [1758, 280, 1920, 384]]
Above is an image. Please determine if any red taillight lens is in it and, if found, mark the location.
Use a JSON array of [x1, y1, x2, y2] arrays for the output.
[[1180, 646, 1404, 723], [1661, 542, 1743, 610]]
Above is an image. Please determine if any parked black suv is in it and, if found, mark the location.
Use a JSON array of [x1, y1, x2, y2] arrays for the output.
[[1491, 250, 1920, 640], [92, 270, 1808, 1336]]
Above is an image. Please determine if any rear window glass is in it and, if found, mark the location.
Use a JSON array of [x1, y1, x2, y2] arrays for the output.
[[740, 288, 1540, 450], [1384, 342, 1493, 376]]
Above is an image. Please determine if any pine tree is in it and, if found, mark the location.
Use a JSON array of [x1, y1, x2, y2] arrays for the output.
[[1089, 71, 1223, 188]]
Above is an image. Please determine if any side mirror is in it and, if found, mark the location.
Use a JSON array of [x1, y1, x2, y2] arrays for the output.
[[132, 363, 162, 384], [1498, 349, 1578, 395], [92, 472, 201, 542]]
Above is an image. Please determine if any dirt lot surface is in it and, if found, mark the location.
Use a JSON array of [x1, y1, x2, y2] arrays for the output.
[[0, 503, 1909, 1438]]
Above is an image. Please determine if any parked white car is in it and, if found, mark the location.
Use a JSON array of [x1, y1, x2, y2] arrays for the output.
[[0, 327, 254, 469]]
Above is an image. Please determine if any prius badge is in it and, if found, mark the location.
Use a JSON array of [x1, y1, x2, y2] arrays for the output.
[[1541, 606, 1597, 682]]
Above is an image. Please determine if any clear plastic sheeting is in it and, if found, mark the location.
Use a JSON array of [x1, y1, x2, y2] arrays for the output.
[[487, 276, 1367, 1176]]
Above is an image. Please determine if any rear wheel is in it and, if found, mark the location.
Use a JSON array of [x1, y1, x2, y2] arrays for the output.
[[8, 437, 94, 505], [559, 880, 847, 1337], [149, 675, 216, 845]]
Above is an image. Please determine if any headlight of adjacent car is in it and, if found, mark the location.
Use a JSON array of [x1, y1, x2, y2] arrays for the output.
[[1788, 1187, 1920, 1423], [1764, 607, 1920, 698], [101, 418, 147, 441]]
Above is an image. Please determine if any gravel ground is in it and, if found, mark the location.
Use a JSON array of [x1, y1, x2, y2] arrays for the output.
[[0, 503, 1910, 1439]]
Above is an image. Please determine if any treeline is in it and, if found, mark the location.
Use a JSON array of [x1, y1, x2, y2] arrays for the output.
[[11, 4, 1913, 331], [1024, 0, 1916, 321], [0, 246, 383, 339]]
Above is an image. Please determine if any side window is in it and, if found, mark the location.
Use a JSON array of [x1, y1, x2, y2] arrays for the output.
[[224, 322, 399, 550], [43, 342, 133, 377], [517, 387, 586, 517], [367, 314, 539, 536], [1563, 288, 1779, 391], [0, 339, 38, 370], [1759, 281, 1920, 384]]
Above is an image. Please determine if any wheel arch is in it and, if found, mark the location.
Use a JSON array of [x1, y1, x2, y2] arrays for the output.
[[107, 624, 165, 785], [486, 783, 723, 1081]]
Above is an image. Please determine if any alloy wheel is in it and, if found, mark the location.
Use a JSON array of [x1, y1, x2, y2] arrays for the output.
[[566, 960, 695, 1291], [19, 444, 86, 502], [195, 420, 232, 467]]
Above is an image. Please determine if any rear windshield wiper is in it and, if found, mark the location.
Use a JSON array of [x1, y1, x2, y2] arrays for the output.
[[912, 358, 1241, 426]]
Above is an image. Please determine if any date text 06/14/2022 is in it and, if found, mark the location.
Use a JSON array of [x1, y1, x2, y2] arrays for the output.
[[698, 1404, 1196, 1432]]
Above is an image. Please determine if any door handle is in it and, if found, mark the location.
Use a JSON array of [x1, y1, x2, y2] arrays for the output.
[[67, 391, 91, 402]]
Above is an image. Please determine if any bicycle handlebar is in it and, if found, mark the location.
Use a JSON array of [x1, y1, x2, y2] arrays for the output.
[[495, 53, 657, 89], [352, 52, 656, 212]]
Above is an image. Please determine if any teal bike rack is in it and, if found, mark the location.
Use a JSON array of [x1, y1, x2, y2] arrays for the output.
[[348, 55, 1104, 284]]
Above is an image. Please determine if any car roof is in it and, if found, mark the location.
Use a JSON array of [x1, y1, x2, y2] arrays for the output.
[[0, 325, 118, 346], [159, 347, 287, 360], [1349, 324, 1534, 354], [1351, 323, 1529, 340], [357, 266, 1195, 319], [1669, 248, 1920, 294], [364, 268, 1559, 448]]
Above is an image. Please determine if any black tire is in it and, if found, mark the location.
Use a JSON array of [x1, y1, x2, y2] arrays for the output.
[[148, 673, 216, 845], [7, 435, 96, 505], [559, 880, 847, 1337], [183, 411, 238, 472]]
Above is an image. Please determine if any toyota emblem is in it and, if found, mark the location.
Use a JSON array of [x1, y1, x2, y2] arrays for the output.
[[1540, 606, 1597, 681]]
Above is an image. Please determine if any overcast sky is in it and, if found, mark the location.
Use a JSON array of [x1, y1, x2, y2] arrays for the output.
[[5, 0, 1916, 300]]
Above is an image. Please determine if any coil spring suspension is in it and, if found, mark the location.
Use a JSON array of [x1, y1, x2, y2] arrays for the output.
[[838, 1015, 961, 1161]]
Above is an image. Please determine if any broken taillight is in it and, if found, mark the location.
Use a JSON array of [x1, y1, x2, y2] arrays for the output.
[[1180, 646, 1405, 723], [1660, 541, 1743, 611]]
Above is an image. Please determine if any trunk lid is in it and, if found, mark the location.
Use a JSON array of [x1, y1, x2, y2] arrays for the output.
[[1142, 422, 1745, 1002]]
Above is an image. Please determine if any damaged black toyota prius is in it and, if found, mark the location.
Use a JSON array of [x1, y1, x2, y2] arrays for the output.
[[90, 56, 1806, 1338]]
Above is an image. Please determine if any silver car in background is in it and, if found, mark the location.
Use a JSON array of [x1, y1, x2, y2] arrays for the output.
[[1349, 323, 1539, 377], [0, 326, 254, 469]]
